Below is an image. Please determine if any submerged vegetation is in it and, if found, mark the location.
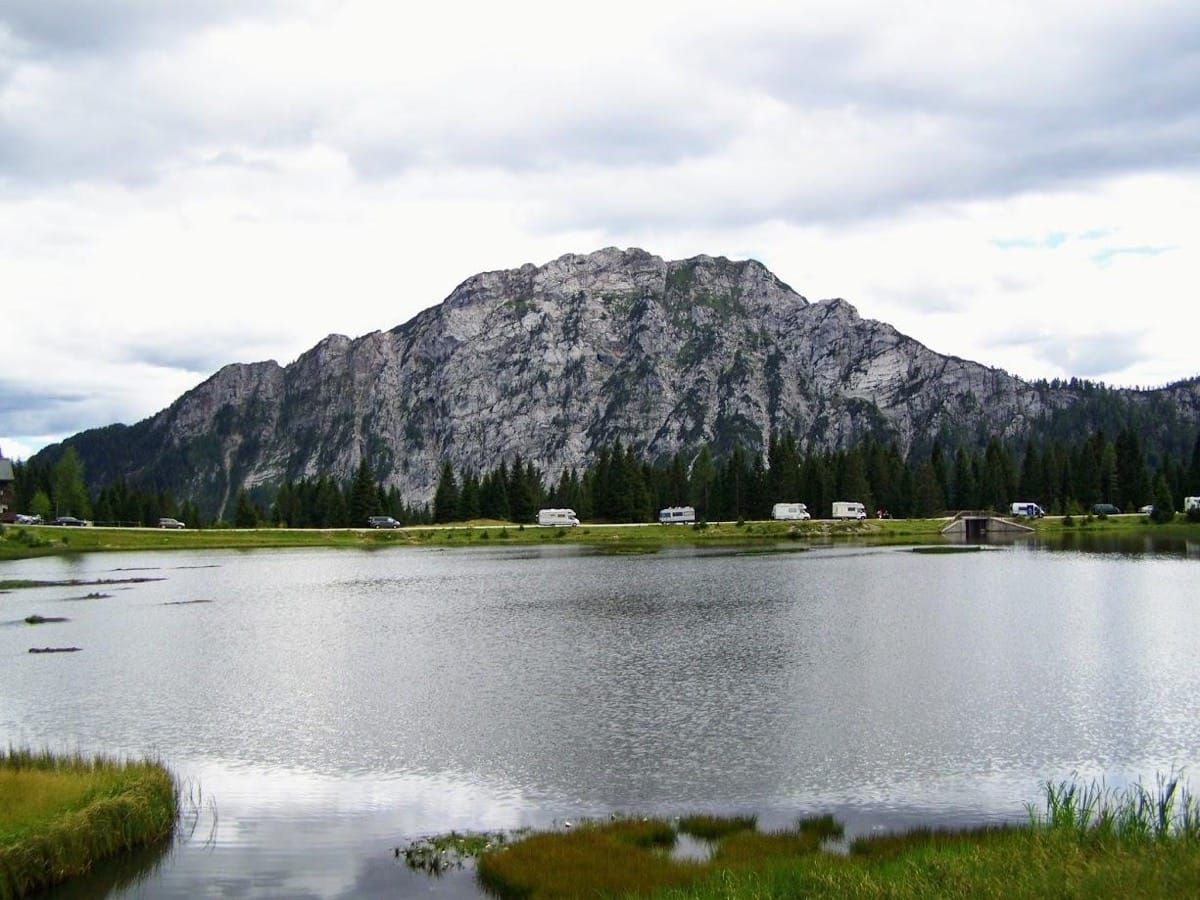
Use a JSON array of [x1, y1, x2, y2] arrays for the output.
[[467, 779, 1200, 899], [0, 750, 176, 899]]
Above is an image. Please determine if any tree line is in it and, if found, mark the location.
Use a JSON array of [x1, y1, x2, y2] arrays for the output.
[[8, 427, 1200, 527]]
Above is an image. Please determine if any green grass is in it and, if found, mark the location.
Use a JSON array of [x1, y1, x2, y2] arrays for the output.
[[0, 750, 177, 899], [678, 815, 757, 841], [472, 781, 1200, 899], [3, 514, 1198, 561]]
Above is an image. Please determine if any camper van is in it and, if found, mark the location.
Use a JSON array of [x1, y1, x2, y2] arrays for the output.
[[771, 502, 810, 521], [537, 508, 580, 527], [1010, 502, 1045, 518], [831, 501, 867, 520], [1186, 497, 1200, 513], [658, 506, 696, 524]]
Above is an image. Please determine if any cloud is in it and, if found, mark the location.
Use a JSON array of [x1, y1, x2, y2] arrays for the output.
[[0, 1, 286, 56], [0, 379, 96, 435], [988, 329, 1147, 379]]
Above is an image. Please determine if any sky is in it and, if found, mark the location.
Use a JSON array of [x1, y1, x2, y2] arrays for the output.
[[2, 0, 1199, 461]]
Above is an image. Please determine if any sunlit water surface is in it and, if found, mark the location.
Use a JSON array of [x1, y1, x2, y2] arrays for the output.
[[2, 536, 1199, 897]]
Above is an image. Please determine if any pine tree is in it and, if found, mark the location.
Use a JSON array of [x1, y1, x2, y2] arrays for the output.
[[432, 462, 460, 523], [234, 489, 259, 528], [952, 447, 976, 510], [349, 458, 379, 525], [689, 445, 716, 516], [1150, 473, 1176, 524]]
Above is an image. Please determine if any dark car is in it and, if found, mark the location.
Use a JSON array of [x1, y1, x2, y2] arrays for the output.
[[52, 516, 87, 527], [367, 516, 401, 528], [1092, 503, 1121, 516], [158, 517, 186, 529]]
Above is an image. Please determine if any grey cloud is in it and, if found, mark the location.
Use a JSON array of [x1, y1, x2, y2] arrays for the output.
[[660, 9, 1200, 222], [114, 330, 289, 374], [989, 330, 1146, 379], [0, 379, 100, 435], [343, 102, 734, 179], [0, 1, 285, 56]]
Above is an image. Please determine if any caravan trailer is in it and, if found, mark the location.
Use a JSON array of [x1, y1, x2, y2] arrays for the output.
[[831, 501, 867, 520], [537, 508, 580, 527], [771, 502, 810, 521], [658, 506, 696, 524], [1010, 502, 1045, 518]]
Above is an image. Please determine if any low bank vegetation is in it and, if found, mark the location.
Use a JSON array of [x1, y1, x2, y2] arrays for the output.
[[0, 750, 177, 899], [471, 777, 1200, 899]]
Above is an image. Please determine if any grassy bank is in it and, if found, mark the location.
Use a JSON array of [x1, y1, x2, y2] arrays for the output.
[[472, 779, 1200, 899], [2, 513, 1197, 561], [0, 750, 177, 899]]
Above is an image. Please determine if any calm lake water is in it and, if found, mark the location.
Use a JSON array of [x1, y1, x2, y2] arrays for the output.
[[2, 535, 1199, 897]]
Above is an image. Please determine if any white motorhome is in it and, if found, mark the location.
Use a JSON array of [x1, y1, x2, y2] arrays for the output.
[[658, 506, 696, 524], [1010, 502, 1045, 518], [832, 501, 867, 520], [1186, 497, 1200, 513], [537, 508, 580, 527], [771, 502, 810, 521]]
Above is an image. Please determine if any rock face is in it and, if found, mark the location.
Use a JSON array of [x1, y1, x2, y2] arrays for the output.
[[47, 247, 1200, 517]]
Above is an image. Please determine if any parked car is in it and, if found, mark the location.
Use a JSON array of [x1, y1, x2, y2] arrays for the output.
[[367, 515, 401, 528], [52, 516, 87, 527], [158, 517, 186, 529], [1138, 505, 1155, 515], [1092, 503, 1121, 516], [14, 513, 44, 525]]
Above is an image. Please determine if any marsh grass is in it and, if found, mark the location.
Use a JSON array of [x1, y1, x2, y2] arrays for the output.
[[475, 781, 1200, 899], [678, 815, 756, 840], [477, 818, 695, 899], [0, 749, 177, 899], [1031, 774, 1200, 843]]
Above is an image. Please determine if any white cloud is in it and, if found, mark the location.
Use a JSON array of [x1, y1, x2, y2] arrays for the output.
[[1, 0, 1198, 457]]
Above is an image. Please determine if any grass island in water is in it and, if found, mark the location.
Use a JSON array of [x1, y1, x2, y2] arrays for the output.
[[0, 750, 176, 899]]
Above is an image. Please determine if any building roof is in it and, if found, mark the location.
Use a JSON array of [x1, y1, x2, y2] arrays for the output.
[[0, 458, 14, 482]]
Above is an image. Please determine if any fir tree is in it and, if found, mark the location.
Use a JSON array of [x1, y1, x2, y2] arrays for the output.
[[432, 462, 460, 523]]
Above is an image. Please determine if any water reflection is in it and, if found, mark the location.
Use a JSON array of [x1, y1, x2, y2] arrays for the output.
[[0, 538, 1197, 897]]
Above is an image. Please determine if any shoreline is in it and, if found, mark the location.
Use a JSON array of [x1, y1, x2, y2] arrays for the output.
[[2, 513, 1198, 561]]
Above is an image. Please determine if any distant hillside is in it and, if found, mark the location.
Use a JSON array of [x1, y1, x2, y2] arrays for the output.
[[35, 248, 1200, 518]]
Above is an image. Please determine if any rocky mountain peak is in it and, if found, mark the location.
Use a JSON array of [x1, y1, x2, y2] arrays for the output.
[[41, 249, 1200, 518]]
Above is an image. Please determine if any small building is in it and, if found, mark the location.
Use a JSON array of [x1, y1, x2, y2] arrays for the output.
[[0, 456, 14, 519]]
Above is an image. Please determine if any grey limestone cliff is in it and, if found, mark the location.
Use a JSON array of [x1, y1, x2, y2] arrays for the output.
[[48, 248, 1200, 517]]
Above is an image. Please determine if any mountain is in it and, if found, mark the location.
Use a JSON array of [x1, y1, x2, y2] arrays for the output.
[[38, 248, 1200, 517]]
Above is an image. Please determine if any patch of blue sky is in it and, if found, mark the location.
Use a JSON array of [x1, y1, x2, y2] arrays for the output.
[[1091, 245, 1174, 266]]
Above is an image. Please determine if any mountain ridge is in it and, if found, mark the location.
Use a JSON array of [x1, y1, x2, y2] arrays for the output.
[[35, 247, 1200, 518]]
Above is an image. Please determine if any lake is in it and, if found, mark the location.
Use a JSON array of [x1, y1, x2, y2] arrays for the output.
[[2, 536, 1199, 897]]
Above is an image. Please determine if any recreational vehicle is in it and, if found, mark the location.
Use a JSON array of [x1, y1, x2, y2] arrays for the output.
[[658, 506, 696, 524], [831, 501, 867, 520], [537, 508, 580, 527], [1186, 497, 1200, 513], [771, 502, 810, 521], [1010, 502, 1045, 518]]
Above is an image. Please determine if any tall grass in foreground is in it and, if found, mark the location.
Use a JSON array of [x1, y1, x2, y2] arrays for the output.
[[0, 749, 177, 899], [475, 778, 1200, 900], [1032, 773, 1200, 843]]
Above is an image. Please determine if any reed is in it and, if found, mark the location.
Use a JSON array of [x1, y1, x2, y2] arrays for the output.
[[0, 749, 177, 899]]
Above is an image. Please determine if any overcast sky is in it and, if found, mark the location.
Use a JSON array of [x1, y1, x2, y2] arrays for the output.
[[2, 0, 1198, 461]]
